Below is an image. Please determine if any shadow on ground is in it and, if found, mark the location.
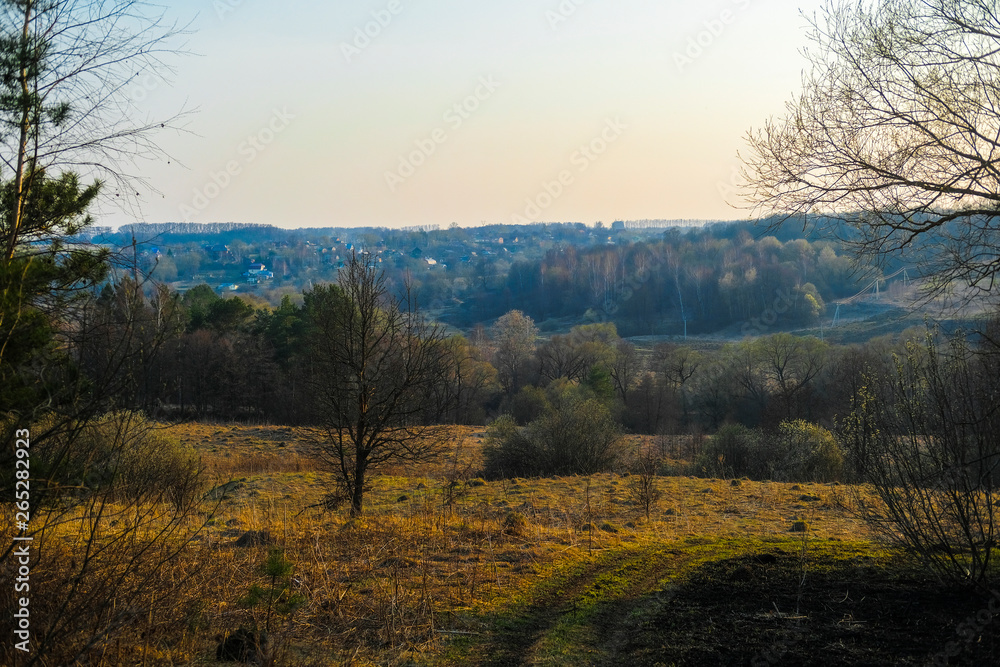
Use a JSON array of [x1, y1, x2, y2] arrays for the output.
[[455, 539, 1000, 667]]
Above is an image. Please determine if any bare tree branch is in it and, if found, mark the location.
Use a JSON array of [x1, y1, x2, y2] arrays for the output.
[[743, 0, 1000, 300]]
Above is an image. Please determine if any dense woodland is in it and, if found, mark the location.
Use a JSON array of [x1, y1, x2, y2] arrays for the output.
[[82, 254, 946, 435], [93, 219, 885, 336]]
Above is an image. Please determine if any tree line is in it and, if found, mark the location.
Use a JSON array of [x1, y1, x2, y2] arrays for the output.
[[456, 228, 866, 335], [98, 219, 879, 338], [80, 268, 958, 442]]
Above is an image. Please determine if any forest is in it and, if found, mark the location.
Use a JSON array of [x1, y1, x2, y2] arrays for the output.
[[94, 217, 873, 336], [74, 234, 906, 432]]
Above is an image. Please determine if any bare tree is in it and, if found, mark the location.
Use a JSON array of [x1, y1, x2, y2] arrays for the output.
[[626, 446, 663, 520], [536, 324, 615, 385], [442, 334, 497, 424], [841, 331, 1000, 587], [0, 0, 188, 244], [537, 333, 590, 383], [609, 339, 641, 403], [305, 253, 454, 515], [755, 333, 828, 422], [654, 343, 701, 426], [728, 334, 828, 425], [742, 0, 1000, 296]]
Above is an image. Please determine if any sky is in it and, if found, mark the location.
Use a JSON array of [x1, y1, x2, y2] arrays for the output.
[[109, 0, 828, 230]]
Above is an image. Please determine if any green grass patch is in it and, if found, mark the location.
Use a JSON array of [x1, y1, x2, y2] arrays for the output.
[[431, 535, 890, 666]]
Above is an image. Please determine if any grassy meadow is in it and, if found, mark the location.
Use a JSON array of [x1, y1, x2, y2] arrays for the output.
[[16, 422, 1000, 666]]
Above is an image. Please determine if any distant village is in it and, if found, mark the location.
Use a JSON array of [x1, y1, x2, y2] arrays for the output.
[[83, 220, 717, 303], [73, 217, 871, 339]]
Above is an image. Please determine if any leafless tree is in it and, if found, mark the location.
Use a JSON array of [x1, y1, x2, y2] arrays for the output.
[[609, 339, 641, 403], [0, 0, 189, 247], [306, 253, 455, 515], [537, 333, 590, 383], [626, 447, 663, 520], [841, 330, 1000, 587], [654, 343, 701, 425], [742, 0, 1000, 297]]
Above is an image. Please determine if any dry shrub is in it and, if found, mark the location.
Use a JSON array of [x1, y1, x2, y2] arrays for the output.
[[503, 511, 530, 537], [482, 399, 625, 479], [626, 450, 664, 519], [841, 333, 1000, 587], [0, 411, 210, 666], [0, 501, 211, 666], [696, 424, 759, 478], [29, 410, 204, 509]]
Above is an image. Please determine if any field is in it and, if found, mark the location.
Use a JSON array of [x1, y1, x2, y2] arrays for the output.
[[23, 422, 1000, 665]]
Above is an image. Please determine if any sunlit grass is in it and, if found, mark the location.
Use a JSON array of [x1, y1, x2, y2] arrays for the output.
[[23, 421, 881, 665]]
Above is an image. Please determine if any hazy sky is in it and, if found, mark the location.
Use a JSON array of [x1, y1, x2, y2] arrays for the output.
[[111, 0, 827, 230]]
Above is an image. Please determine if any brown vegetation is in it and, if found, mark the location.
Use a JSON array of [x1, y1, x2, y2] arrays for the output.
[[3, 421, 874, 665]]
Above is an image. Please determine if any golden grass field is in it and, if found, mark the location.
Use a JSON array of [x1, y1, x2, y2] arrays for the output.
[[25, 421, 999, 665], [131, 422, 876, 666]]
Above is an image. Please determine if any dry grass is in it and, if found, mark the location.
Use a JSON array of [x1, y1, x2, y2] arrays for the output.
[[18, 422, 874, 665]]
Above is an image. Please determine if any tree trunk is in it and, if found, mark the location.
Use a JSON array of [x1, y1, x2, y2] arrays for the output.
[[350, 457, 367, 516], [6, 2, 34, 262]]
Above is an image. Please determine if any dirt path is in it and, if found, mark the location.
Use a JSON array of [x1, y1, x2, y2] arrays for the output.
[[445, 537, 1000, 667], [470, 542, 698, 666]]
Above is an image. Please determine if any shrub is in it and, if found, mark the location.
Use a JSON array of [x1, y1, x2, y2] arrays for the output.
[[840, 332, 1000, 586], [32, 411, 203, 508], [698, 421, 843, 483], [774, 420, 844, 483], [510, 385, 550, 425], [502, 511, 530, 536], [0, 411, 208, 666], [696, 424, 760, 478], [626, 449, 664, 519], [481, 415, 535, 478], [482, 399, 624, 479]]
